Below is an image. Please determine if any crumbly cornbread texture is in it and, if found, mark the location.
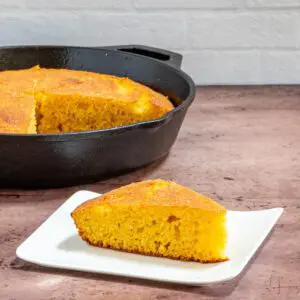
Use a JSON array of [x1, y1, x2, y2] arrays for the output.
[[0, 66, 173, 133], [71, 179, 228, 263]]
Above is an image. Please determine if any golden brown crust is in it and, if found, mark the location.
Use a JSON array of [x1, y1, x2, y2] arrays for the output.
[[35, 68, 173, 110], [74, 179, 227, 213], [80, 234, 228, 264]]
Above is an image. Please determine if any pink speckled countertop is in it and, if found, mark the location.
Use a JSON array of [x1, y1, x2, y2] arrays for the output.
[[1, 87, 300, 300]]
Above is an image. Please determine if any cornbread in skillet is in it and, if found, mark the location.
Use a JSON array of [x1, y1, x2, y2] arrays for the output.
[[0, 66, 174, 134], [71, 179, 228, 263], [35, 68, 173, 133]]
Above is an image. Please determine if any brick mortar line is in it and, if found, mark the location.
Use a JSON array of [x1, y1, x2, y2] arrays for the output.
[[133, 8, 300, 13], [0, 7, 300, 13]]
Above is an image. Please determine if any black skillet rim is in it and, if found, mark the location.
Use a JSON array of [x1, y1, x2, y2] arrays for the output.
[[0, 45, 196, 142]]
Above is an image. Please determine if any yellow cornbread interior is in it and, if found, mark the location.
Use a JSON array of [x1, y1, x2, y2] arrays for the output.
[[0, 66, 174, 134], [71, 179, 228, 263], [35, 91, 170, 133]]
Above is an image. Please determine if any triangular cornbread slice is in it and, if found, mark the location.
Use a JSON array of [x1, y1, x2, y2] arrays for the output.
[[71, 179, 228, 263]]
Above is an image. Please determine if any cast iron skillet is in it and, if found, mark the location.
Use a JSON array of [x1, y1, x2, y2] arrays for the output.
[[0, 45, 196, 188]]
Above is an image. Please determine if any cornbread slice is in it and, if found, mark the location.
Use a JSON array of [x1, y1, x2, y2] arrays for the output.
[[71, 179, 228, 263], [0, 66, 174, 134]]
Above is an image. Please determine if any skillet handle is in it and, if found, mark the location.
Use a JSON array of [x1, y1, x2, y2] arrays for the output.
[[103, 44, 182, 69]]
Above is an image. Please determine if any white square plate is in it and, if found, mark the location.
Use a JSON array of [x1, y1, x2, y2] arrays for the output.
[[16, 191, 283, 285]]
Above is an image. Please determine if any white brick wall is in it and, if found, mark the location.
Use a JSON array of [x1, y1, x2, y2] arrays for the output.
[[0, 0, 299, 85]]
